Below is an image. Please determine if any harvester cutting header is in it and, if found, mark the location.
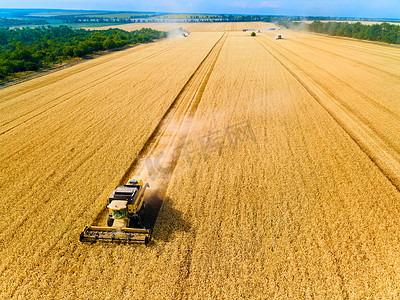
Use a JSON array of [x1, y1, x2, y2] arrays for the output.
[[80, 179, 151, 245]]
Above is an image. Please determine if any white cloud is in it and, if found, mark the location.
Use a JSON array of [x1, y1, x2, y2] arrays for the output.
[[231, 1, 248, 8], [259, 1, 279, 8]]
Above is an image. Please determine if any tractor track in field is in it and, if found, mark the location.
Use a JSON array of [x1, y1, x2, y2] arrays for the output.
[[304, 32, 400, 60], [261, 36, 400, 126], [0, 44, 176, 135], [259, 36, 400, 142], [255, 36, 400, 192], [91, 32, 227, 231], [0, 41, 171, 100], [255, 36, 352, 300], [288, 38, 400, 81]]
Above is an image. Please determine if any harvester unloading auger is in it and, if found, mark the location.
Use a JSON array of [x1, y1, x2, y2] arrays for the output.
[[80, 179, 151, 245]]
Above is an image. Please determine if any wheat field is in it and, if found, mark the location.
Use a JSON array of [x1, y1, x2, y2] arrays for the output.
[[85, 21, 277, 32], [1, 23, 400, 298]]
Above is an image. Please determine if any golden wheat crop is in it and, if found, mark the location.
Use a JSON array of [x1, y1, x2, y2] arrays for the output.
[[1, 25, 400, 299]]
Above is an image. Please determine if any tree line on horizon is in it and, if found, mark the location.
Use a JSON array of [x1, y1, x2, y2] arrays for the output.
[[278, 20, 400, 44], [0, 17, 49, 27], [0, 26, 166, 80]]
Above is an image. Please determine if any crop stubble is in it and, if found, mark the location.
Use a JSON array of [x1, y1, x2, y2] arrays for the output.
[[1, 24, 400, 298]]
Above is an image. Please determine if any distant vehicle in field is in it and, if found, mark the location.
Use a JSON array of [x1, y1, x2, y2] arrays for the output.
[[276, 35, 283, 40], [182, 30, 190, 37]]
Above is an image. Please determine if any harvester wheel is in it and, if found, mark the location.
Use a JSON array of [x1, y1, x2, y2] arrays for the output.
[[107, 213, 114, 227], [129, 216, 143, 228]]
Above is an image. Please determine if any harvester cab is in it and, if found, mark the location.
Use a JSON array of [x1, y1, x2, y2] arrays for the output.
[[80, 179, 151, 245], [107, 200, 129, 227]]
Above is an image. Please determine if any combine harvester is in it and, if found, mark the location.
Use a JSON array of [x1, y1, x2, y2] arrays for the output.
[[80, 179, 151, 245]]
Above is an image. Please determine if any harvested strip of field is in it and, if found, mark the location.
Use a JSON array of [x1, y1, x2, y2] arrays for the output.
[[94, 32, 228, 227]]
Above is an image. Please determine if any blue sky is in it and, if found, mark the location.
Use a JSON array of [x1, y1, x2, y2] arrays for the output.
[[0, 0, 399, 18]]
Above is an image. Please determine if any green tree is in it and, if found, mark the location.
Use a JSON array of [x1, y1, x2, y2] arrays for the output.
[[0, 26, 166, 80], [102, 38, 116, 50]]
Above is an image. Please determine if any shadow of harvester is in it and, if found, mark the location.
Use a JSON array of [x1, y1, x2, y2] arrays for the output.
[[143, 194, 191, 242]]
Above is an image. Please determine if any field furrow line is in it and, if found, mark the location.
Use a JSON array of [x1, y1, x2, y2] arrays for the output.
[[300, 32, 400, 60], [0, 44, 175, 134], [0, 41, 170, 101], [116, 32, 226, 187], [288, 38, 400, 80], [0, 142, 107, 246], [259, 37, 400, 131], [262, 37, 400, 129], [255, 37, 400, 191]]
